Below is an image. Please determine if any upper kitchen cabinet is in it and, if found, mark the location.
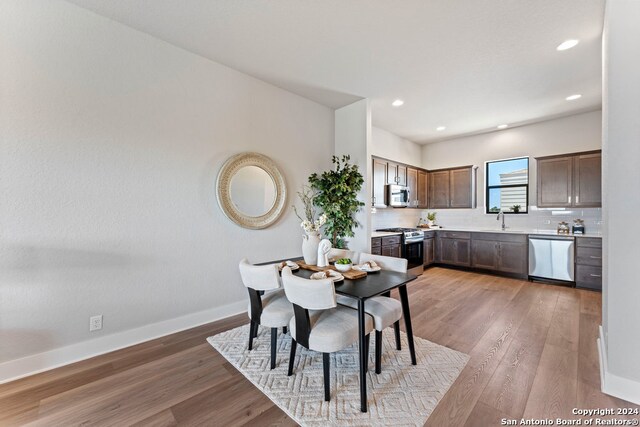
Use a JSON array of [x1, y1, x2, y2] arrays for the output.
[[372, 157, 388, 208], [428, 166, 477, 209], [407, 167, 418, 207], [387, 161, 407, 186], [536, 150, 601, 208], [417, 170, 429, 208]]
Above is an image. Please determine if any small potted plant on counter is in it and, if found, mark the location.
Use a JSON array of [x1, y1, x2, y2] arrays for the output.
[[511, 204, 521, 213], [427, 212, 437, 228]]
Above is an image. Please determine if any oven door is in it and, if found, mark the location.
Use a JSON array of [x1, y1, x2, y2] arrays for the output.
[[403, 240, 424, 275], [387, 185, 410, 207]]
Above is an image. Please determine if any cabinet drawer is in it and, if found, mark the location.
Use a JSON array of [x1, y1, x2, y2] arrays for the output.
[[437, 231, 471, 240], [371, 237, 382, 248], [576, 247, 602, 267], [472, 232, 527, 243], [381, 235, 402, 246], [371, 246, 382, 255], [576, 265, 602, 290], [576, 237, 602, 248]]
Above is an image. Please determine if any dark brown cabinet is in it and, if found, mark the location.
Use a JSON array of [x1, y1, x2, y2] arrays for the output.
[[470, 233, 527, 276], [575, 237, 602, 291], [372, 235, 401, 258], [407, 167, 419, 207], [423, 235, 435, 266], [428, 166, 476, 209], [372, 158, 388, 208], [417, 170, 429, 208], [437, 232, 471, 267], [536, 150, 601, 208]]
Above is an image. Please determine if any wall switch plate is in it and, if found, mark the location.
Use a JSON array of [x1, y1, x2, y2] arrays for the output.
[[89, 315, 103, 332], [543, 220, 551, 225]]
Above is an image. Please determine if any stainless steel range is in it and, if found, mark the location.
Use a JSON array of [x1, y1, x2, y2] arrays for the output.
[[376, 228, 425, 275]]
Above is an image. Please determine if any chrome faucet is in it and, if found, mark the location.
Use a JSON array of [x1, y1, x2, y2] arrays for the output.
[[497, 209, 506, 231]]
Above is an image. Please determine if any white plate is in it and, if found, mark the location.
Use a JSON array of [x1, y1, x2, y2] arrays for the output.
[[353, 264, 381, 273], [310, 272, 344, 282], [276, 262, 299, 271]]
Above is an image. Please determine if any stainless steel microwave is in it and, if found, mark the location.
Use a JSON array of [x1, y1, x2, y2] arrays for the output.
[[386, 184, 410, 207]]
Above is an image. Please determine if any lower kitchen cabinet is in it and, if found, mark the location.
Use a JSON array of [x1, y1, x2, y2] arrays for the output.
[[575, 237, 602, 290], [371, 235, 401, 258], [470, 233, 528, 276], [423, 235, 435, 266], [437, 236, 470, 267]]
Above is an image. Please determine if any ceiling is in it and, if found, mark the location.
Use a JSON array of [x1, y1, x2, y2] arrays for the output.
[[67, 0, 605, 144]]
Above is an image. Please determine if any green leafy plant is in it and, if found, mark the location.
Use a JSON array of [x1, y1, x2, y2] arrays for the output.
[[511, 204, 521, 213], [308, 155, 364, 248], [427, 212, 437, 222], [336, 258, 352, 265]]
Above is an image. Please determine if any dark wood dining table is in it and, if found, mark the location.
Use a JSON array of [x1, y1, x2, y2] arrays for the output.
[[266, 257, 418, 413]]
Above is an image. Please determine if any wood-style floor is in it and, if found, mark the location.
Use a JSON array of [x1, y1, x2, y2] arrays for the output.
[[1, 267, 637, 426]]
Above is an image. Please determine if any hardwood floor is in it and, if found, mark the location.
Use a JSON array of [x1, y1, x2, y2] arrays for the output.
[[1, 267, 636, 426]]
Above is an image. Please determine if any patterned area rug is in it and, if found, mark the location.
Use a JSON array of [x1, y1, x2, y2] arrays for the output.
[[207, 324, 469, 426]]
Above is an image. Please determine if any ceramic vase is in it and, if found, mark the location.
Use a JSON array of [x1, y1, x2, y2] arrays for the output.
[[302, 232, 321, 265]]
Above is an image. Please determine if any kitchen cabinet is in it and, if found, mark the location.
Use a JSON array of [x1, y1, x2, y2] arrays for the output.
[[372, 158, 388, 208], [423, 234, 435, 266], [428, 166, 476, 209], [407, 167, 419, 207], [417, 170, 429, 208], [372, 235, 401, 258], [470, 233, 527, 275], [387, 162, 407, 186], [536, 150, 601, 208], [575, 237, 602, 291], [437, 232, 471, 267]]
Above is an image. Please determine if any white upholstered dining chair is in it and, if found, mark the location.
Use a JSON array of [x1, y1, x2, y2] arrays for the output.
[[281, 267, 374, 402], [238, 259, 294, 370], [336, 253, 407, 374]]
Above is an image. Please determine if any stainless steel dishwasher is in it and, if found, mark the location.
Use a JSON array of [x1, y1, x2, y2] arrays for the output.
[[528, 234, 575, 283]]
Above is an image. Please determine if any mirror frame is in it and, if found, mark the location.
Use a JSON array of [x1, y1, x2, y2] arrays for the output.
[[216, 152, 287, 229]]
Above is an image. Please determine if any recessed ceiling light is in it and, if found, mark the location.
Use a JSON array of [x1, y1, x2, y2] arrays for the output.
[[557, 39, 579, 51], [497, 124, 509, 129], [566, 94, 582, 101], [391, 99, 404, 107], [436, 126, 446, 131]]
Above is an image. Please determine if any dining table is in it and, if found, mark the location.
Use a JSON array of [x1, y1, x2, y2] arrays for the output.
[[265, 257, 418, 413]]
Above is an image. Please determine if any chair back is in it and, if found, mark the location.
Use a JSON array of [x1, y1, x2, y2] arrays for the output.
[[359, 253, 408, 273], [281, 267, 336, 310], [238, 258, 281, 291], [328, 248, 359, 264]]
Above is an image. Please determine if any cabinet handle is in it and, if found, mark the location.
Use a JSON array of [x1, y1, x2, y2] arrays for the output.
[[576, 196, 579, 204], [590, 274, 602, 278], [568, 196, 571, 204], [589, 256, 602, 259]]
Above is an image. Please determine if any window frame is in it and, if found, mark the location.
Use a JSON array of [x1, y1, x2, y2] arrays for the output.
[[485, 156, 530, 215]]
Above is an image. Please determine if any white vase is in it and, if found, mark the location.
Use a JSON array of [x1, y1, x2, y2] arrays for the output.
[[302, 232, 321, 265]]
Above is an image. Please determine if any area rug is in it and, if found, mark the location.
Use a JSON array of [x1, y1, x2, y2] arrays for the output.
[[207, 324, 469, 426]]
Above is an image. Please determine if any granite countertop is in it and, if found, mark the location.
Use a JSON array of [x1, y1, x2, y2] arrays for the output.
[[372, 227, 602, 238]]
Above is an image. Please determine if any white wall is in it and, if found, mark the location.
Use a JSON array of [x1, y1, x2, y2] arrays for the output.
[[0, 0, 334, 381], [371, 127, 422, 166], [335, 100, 371, 254], [600, 0, 640, 404]]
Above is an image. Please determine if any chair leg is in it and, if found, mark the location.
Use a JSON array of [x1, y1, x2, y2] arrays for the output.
[[283, 326, 288, 334], [287, 339, 297, 376], [394, 321, 401, 351], [270, 328, 277, 370], [323, 353, 331, 402], [375, 330, 383, 374], [248, 321, 257, 351]]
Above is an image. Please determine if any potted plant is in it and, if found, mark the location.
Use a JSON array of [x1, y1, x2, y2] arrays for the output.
[[293, 185, 327, 265], [427, 212, 437, 227], [308, 155, 364, 249], [511, 204, 521, 213]]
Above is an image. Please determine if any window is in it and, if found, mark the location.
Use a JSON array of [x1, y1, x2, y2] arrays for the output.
[[485, 157, 529, 214]]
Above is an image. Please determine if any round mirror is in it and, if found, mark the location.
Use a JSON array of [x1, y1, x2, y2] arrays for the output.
[[229, 166, 276, 217], [216, 152, 287, 229]]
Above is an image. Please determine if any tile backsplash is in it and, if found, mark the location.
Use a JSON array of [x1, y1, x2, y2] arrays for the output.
[[372, 206, 602, 235]]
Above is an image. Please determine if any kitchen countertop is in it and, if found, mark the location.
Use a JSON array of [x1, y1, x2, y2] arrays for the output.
[[371, 231, 403, 238], [372, 227, 602, 238]]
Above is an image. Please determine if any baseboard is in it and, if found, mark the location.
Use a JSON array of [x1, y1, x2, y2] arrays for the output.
[[598, 324, 640, 405], [0, 300, 246, 384]]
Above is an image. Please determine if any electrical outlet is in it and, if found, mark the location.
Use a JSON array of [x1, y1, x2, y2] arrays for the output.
[[543, 220, 551, 225], [89, 315, 103, 332]]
